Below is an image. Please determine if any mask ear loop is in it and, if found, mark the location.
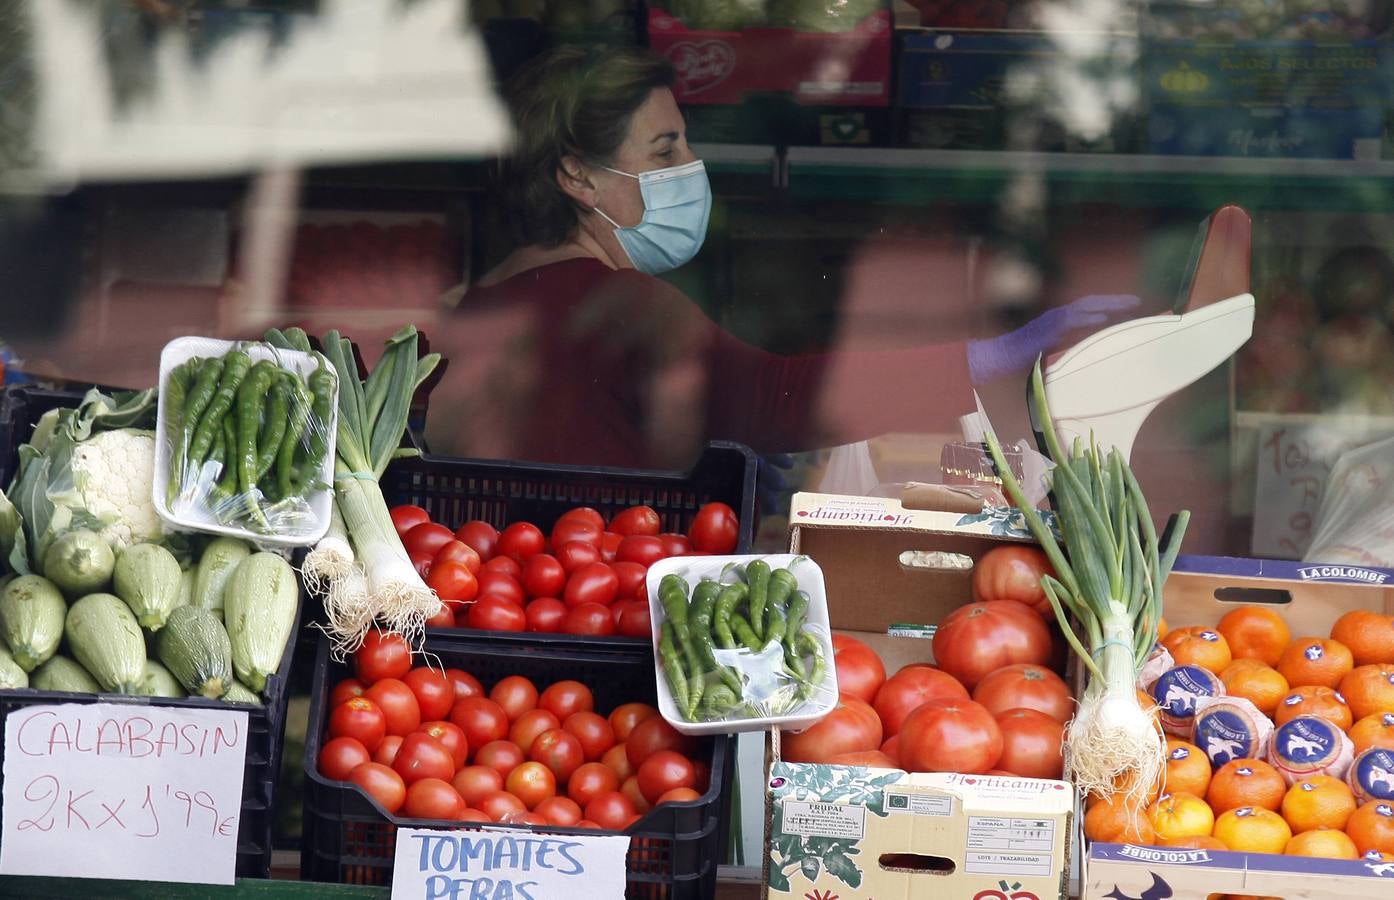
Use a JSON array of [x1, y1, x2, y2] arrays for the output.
[[592, 206, 622, 229]]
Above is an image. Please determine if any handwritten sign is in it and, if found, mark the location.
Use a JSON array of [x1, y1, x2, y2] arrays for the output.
[[390, 827, 630, 900], [0, 702, 249, 885]]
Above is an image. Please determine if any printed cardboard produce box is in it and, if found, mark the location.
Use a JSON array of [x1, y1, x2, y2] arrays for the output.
[[764, 492, 1074, 900], [1084, 555, 1394, 899]]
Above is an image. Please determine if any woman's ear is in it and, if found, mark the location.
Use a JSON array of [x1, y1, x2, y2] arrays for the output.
[[555, 155, 597, 207]]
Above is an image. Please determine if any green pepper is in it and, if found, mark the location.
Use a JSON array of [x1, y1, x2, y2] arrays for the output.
[[745, 559, 771, 638], [798, 631, 826, 699], [162, 359, 198, 504], [188, 350, 252, 467], [234, 361, 277, 526], [689, 581, 740, 695], [254, 374, 291, 487], [730, 612, 763, 653], [659, 622, 690, 718], [697, 684, 739, 721], [294, 357, 336, 490], [713, 582, 747, 651], [211, 416, 239, 508], [276, 375, 313, 499]]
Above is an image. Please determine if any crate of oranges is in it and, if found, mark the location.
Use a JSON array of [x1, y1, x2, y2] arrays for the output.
[[1082, 556, 1394, 900]]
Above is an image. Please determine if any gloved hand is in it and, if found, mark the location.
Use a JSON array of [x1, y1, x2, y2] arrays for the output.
[[966, 294, 1142, 385]]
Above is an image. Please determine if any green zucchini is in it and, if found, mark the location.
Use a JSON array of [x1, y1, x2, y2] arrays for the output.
[[156, 606, 232, 698], [113, 543, 183, 630], [176, 567, 196, 610], [0, 644, 29, 689], [140, 659, 186, 698], [223, 552, 297, 692], [221, 680, 263, 705], [0, 575, 67, 671], [192, 537, 251, 619], [42, 528, 115, 598], [65, 593, 147, 693], [31, 656, 99, 693]]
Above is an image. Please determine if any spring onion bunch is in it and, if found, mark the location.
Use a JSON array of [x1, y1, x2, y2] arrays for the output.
[[266, 326, 440, 656], [983, 360, 1188, 803]]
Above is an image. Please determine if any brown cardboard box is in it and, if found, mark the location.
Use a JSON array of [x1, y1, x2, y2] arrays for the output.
[[764, 492, 1073, 900]]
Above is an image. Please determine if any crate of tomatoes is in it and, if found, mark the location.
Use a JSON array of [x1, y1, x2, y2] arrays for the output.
[[382, 441, 756, 642], [301, 629, 735, 897]]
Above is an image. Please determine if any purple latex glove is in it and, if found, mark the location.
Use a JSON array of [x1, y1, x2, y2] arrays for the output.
[[966, 294, 1142, 385]]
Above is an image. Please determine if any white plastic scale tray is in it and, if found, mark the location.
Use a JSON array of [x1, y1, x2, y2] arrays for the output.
[[154, 336, 338, 548]]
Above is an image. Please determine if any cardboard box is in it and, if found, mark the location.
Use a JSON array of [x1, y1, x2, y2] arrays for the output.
[[765, 492, 1074, 900], [1083, 554, 1394, 899]]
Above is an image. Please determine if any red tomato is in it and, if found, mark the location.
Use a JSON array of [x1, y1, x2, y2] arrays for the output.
[[994, 708, 1065, 779], [366, 678, 422, 737], [881, 735, 900, 764], [354, 631, 412, 685], [637, 750, 697, 804], [457, 808, 492, 823], [403, 668, 455, 722], [687, 502, 738, 554], [329, 697, 387, 752], [536, 795, 582, 826], [601, 744, 635, 782], [428, 561, 479, 608], [506, 761, 557, 810], [475, 571, 526, 607], [497, 522, 545, 562], [563, 712, 616, 761], [348, 762, 406, 814], [434, 540, 482, 575], [613, 600, 652, 638], [609, 505, 661, 537], [557, 507, 605, 531], [466, 595, 527, 631], [449, 697, 510, 750], [509, 709, 561, 752], [329, 678, 367, 708], [404, 522, 456, 559], [609, 703, 657, 741], [872, 666, 969, 737], [452, 765, 503, 807], [616, 535, 666, 568], [522, 554, 566, 599], [555, 541, 602, 575], [539, 681, 594, 720], [827, 750, 899, 767], [403, 777, 465, 820], [573, 820, 602, 830], [831, 634, 887, 704], [551, 518, 603, 550], [481, 556, 522, 579], [657, 787, 702, 804], [932, 600, 1053, 690], [584, 791, 638, 830], [780, 698, 883, 764], [621, 776, 651, 815], [971, 545, 1056, 619], [525, 597, 567, 633], [478, 790, 527, 822], [392, 732, 456, 785], [490, 675, 539, 722], [424, 601, 454, 629], [567, 761, 621, 807], [598, 532, 622, 563], [444, 668, 483, 701], [417, 721, 469, 769], [390, 505, 431, 537], [611, 561, 648, 600], [318, 736, 371, 781], [898, 698, 1003, 774], [657, 533, 690, 557], [474, 740, 526, 778], [410, 550, 433, 579], [691, 760, 710, 793], [625, 716, 696, 769], [529, 729, 584, 784], [563, 603, 615, 636], [373, 735, 404, 767], [564, 563, 619, 607], [972, 664, 1074, 723], [455, 521, 499, 562]]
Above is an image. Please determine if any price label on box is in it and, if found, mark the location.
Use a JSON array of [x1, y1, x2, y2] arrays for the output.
[[0, 702, 249, 885], [391, 828, 630, 900]]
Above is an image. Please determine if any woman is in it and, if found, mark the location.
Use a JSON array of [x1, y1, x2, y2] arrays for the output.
[[431, 47, 1134, 469]]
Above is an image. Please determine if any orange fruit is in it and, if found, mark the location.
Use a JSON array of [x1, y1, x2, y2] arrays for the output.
[[1272, 685, 1354, 730], [1350, 712, 1394, 755], [1207, 758, 1287, 814], [1345, 800, 1394, 856], [1163, 626, 1233, 674], [1219, 660, 1289, 718], [1149, 791, 1216, 841], [1218, 605, 1292, 668], [1160, 834, 1228, 850], [1163, 738, 1213, 798], [1283, 827, 1360, 859], [1083, 792, 1156, 843], [1087, 762, 1165, 809], [1277, 637, 1354, 689], [1330, 610, 1394, 666], [1337, 664, 1394, 721], [1212, 806, 1292, 854], [1158, 616, 1169, 640], [1280, 775, 1357, 833]]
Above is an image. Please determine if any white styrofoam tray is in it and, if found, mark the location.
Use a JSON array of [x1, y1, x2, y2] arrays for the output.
[[154, 336, 338, 547], [646, 553, 839, 736]]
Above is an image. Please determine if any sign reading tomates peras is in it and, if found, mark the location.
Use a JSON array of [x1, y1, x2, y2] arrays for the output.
[[0, 702, 249, 884]]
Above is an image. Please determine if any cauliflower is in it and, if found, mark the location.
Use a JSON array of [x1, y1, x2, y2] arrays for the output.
[[66, 428, 162, 550]]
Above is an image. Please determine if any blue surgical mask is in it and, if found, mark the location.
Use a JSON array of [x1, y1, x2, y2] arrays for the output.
[[593, 159, 711, 275]]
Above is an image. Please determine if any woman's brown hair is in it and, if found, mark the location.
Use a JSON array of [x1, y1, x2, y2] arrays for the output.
[[497, 47, 675, 248]]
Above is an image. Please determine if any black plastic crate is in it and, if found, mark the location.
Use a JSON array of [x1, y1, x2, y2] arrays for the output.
[[300, 632, 736, 898], [0, 383, 299, 879]]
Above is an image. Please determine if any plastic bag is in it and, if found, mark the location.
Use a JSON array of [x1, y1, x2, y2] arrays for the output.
[[1302, 433, 1394, 568], [817, 440, 879, 496], [160, 338, 338, 543]]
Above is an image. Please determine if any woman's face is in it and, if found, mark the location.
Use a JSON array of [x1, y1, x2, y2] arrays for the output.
[[591, 87, 695, 230]]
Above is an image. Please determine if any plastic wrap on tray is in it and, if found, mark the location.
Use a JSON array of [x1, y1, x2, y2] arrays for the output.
[[156, 337, 338, 546]]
